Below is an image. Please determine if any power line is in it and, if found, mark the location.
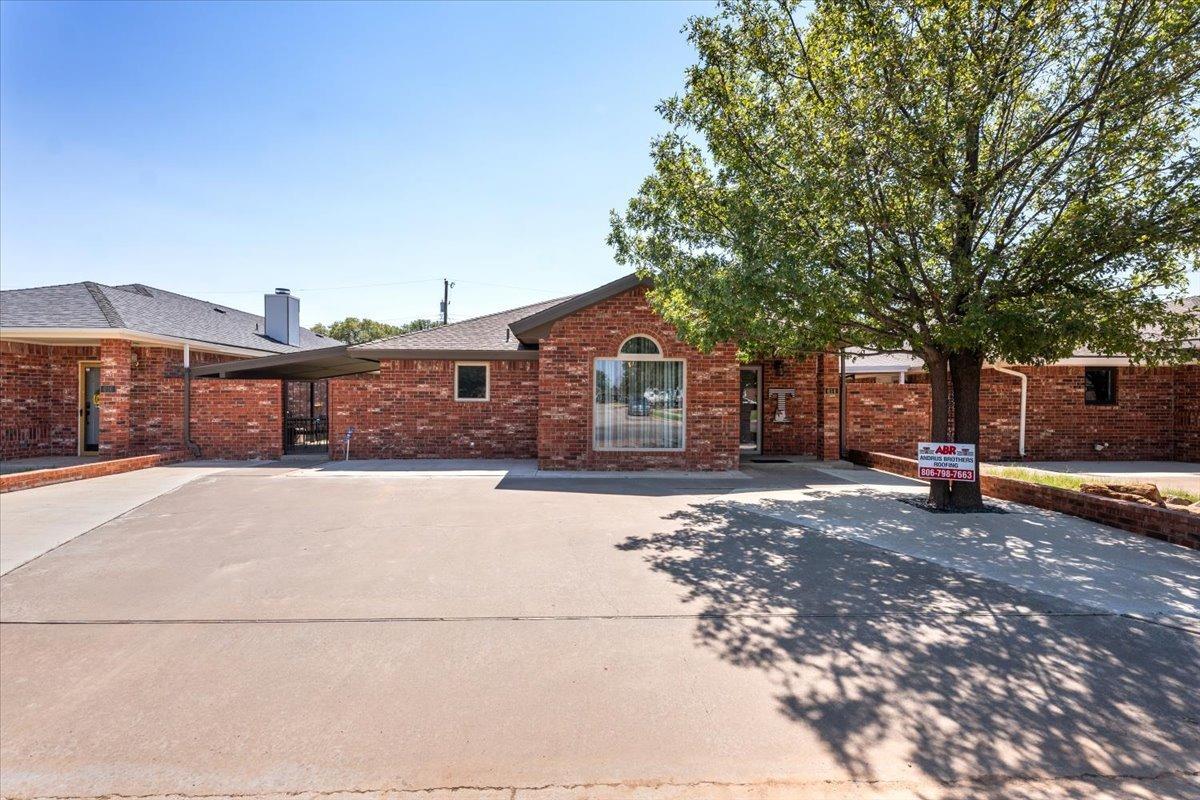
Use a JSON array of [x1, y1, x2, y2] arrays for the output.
[[455, 279, 558, 294], [150, 276, 570, 298], [180, 277, 442, 295]]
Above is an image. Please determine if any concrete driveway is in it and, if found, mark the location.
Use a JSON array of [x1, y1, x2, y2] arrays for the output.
[[1, 461, 1198, 800]]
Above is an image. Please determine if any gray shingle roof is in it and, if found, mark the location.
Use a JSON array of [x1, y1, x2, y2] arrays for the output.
[[0, 282, 336, 353], [350, 296, 573, 354]]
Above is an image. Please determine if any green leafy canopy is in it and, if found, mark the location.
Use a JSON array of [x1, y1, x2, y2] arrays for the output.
[[610, 0, 1200, 365], [311, 317, 441, 345]]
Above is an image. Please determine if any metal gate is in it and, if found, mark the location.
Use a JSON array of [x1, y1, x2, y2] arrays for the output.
[[283, 380, 329, 454]]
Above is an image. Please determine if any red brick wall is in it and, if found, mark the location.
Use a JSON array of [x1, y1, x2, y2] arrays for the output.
[[127, 348, 243, 455], [189, 379, 283, 460], [845, 382, 932, 457], [1028, 366, 1181, 459], [751, 357, 821, 457], [746, 354, 839, 459], [129, 346, 185, 453], [845, 365, 1196, 462], [0, 341, 100, 459], [99, 338, 132, 457], [1, 340, 285, 462], [536, 285, 740, 471], [1175, 366, 1200, 463], [818, 353, 842, 460], [328, 359, 539, 459]]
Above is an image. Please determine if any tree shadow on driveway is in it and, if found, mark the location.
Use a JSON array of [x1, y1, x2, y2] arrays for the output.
[[617, 501, 1200, 787]]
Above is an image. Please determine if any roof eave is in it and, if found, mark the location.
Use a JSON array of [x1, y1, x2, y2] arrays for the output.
[[508, 273, 649, 344], [0, 326, 285, 358], [348, 347, 539, 361]]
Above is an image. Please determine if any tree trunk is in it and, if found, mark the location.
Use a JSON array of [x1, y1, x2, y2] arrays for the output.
[[924, 348, 951, 510], [949, 351, 984, 511]]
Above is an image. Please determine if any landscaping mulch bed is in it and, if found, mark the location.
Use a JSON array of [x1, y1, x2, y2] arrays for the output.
[[897, 497, 1008, 514]]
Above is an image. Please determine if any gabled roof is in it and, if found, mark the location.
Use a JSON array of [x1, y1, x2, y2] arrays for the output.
[[0, 282, 336, 354], [350, 296, 571, 360], [508, 273, 649, 344], [347, 273, 649, 357]]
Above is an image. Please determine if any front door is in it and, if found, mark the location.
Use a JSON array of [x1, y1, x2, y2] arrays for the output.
[[739, 366, 761, 454], [80, 363, 101, 455]]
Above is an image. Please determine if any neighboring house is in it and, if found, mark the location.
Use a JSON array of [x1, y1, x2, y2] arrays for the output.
[[843, 352, 924, 383], [2, 274, 1196, 469], [842, 299, 1200, 462], [0, 282, 336, 460]]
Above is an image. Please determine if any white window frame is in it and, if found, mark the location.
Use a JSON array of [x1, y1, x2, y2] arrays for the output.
[[454, 361, 490, 402], [593, 334, 686, 452]]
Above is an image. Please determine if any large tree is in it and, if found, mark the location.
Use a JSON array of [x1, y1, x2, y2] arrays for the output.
[[311, 317, 440, 345], [611, 0, 1200, 509]]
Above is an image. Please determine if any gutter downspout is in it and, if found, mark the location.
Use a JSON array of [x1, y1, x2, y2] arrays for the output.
[[990, 364, 1026, 458]]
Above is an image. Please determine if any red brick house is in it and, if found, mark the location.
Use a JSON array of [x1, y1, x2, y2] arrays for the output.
[[3, 274, 1196, 470], [195, 275, 842, 470], [0, 282, 337, 462]]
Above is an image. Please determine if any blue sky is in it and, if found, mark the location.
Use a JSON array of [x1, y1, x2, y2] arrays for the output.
[[1, 0, 714, 325], [4, 1, 1195, 326]]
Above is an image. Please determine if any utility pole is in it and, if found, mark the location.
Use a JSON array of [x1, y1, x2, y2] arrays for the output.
[[440, 278, 454, 325]]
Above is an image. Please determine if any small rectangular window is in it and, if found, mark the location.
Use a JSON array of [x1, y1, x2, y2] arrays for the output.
[[1084, 367, 1116, 405], [455, 363, 489, 401]]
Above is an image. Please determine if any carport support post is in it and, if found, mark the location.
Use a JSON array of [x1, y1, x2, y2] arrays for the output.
[[182, 344, 192, 452]]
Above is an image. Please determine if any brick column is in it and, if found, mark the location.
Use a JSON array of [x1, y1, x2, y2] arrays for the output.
[[99, 338, 131, 458], [818, 352, 842, 460]]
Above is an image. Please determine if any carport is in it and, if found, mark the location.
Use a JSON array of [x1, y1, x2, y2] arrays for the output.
[[188, 344, 379, 381], [186, 345, 379, 456]]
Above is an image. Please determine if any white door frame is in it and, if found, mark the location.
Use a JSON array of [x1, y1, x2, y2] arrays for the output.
[[739, 365, 762, 455], [77, 361, 102, 456]]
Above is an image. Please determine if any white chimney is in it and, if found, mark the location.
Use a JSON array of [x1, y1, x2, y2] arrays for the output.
[[264, 288, 300, 346]]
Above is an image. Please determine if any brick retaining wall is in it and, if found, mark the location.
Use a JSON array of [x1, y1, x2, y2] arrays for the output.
[[0, 450, 191, 493], [847, 449, 1199, 549]]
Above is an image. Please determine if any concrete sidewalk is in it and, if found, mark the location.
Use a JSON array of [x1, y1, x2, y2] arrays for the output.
[[0, 461, 293, 575], [729, 464, 1200, 626]]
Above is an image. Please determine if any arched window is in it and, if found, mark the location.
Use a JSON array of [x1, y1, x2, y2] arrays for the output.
[[618, 335, 662, 357], [594, 335, 684, 451]]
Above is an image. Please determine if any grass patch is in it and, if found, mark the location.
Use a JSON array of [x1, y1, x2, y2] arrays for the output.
[[985, 466, 1200, 503]]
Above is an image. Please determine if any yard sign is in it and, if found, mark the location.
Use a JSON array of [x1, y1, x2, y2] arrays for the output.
[[916, 442, 977, 482]]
